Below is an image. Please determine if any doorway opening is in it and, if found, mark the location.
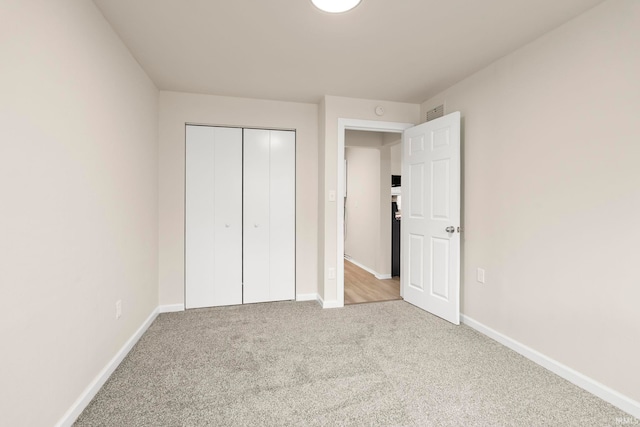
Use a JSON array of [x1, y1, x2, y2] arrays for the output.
[[336, 119, 414, 308], [343, 130, 402, 304]]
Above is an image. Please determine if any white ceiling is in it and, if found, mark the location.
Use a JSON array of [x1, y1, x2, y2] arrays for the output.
[[93, 0, 604, 104]]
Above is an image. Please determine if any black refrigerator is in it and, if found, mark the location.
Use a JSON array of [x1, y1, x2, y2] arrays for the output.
[[392, 201, 401, 277]]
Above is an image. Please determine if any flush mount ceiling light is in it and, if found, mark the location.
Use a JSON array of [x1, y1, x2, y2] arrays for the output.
[[311, 0, 362, 13]]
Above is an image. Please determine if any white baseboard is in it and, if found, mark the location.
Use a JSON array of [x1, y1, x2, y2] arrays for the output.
[[296, 293, 318, 302], [55, 307, 159, 427], [345, 257, 391, 281], [461, 315, 640, 419], [316, 293, 342, 309], [159, 303, 184, 313], [322, 300, 342, 309]]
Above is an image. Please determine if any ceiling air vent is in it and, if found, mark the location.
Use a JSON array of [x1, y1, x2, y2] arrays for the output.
[[424, 104, 444, 122]]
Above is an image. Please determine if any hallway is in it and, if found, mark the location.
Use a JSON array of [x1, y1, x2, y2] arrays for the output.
[[344, 260, 401, 305]]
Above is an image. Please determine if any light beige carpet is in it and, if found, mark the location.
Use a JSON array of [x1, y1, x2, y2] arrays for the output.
[[75, 300, 634, 426]]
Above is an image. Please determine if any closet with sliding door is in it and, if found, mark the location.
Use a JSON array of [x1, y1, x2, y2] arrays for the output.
[[185, 125, 295, 309]]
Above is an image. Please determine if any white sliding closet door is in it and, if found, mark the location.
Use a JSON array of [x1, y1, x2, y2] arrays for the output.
[[185, 126, 243, 309], [243, 129, 295, 303]]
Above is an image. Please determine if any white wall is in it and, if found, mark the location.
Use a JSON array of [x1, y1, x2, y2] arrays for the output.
[[0, 1, 159, 425], [422, 0, 640, 403], [390, 143, 402, 176], [158, 91, 319, 305], [378, 144, 392, 277], [317, 98, 327, 299], [345, 130, 383, 147], [345, 147, 380, 271], [319, 96, 420, 302]]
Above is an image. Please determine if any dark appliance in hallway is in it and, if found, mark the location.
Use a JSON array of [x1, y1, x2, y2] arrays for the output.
[[392, 201, 401, 277]]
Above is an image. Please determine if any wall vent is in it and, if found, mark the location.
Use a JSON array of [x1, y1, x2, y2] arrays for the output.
[[424, 104, 444, 122]]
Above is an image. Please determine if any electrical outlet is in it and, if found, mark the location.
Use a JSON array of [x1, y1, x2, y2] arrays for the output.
[[115, 300, 122, 319], [476, 268, 486, 284], [328, 267, 336, 280]]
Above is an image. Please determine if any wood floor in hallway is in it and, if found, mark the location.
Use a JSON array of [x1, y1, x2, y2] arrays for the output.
[[344, 259, 401, 305]]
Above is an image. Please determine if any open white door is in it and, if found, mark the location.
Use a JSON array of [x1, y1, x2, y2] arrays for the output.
[[402, 112, 461, 325]]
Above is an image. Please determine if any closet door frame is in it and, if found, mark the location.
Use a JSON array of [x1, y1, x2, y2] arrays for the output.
[[184, 123, 296, 308]]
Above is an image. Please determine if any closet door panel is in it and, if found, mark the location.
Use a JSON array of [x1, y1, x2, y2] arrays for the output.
[[185, 125, 216, 309], [213, 127, 243, 306], [243, 129, 271, 304], [186, 125, 242, 309], [269, 131, 296, 301]]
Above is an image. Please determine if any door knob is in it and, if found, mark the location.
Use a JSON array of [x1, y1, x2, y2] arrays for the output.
[[445, 226, 455, 233], [254, 224, 259, 228], [225, 224, 230, 228]]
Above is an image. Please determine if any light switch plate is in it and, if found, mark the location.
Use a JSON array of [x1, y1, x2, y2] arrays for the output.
[[477, 268, 485, 284], [329, 190, 336, 202]]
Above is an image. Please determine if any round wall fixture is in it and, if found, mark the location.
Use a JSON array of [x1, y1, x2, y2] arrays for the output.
[[311, 0, 362, 13], [375, 106, 385, 116]]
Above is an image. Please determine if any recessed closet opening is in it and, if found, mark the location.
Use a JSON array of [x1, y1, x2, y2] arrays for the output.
[[184, 124, 296, 309]]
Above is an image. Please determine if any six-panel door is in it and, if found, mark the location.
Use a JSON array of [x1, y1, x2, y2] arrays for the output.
[[402, 113, 460, 325]]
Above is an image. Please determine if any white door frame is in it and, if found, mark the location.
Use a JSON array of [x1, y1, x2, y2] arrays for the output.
[[337, 118, 414, 308]]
